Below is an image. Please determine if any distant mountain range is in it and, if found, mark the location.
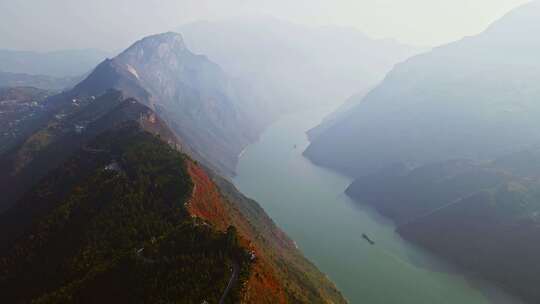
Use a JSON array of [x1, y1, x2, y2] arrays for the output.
[[0, 48, 110, 90], [305, 1, 540, 177], [179, 16, 422, 120], [0, 48, 110, 77], [0, 71, 81, 91], [0, 32, 346, 303]]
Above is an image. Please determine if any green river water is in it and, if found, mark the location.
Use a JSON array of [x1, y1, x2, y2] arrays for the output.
[[233, 107, 524, 304]]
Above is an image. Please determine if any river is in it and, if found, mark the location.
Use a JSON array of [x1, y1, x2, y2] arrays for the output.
[[233, 107, 524, 304]]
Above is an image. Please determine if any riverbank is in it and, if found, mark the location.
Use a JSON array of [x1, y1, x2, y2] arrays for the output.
[[233, 107, 524, 304]]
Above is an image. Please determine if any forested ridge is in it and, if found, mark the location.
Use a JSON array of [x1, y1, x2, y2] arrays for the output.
[[0, 123, 251, 303]]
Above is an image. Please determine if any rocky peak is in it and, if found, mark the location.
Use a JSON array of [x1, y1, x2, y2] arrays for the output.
[[116, 32, 190, 67], [71, 31, 258, 177], [121, 31, 187, 54]]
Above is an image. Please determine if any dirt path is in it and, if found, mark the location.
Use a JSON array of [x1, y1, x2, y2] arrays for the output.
[[219, 260, 239, 304]]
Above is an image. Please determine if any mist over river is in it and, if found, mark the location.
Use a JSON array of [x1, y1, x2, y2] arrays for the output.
[[233, 107, 524, 304]]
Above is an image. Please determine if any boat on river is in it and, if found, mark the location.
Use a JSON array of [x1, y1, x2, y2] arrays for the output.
[[362, 233, 375, 245]]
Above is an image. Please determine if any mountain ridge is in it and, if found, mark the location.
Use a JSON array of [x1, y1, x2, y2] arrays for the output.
[[72, 32, 261, 176], [304, 1, 540, 177], [0, 32, 347, 303]]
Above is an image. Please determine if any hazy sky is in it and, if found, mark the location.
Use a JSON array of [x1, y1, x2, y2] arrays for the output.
[[0, 0, 531, 51]]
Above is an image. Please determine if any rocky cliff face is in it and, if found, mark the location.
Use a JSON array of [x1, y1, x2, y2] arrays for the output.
[[73, 32, 262, 176]]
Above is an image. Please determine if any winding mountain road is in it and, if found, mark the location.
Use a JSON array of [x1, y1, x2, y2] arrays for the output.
[[218, 261, 239, 304]]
